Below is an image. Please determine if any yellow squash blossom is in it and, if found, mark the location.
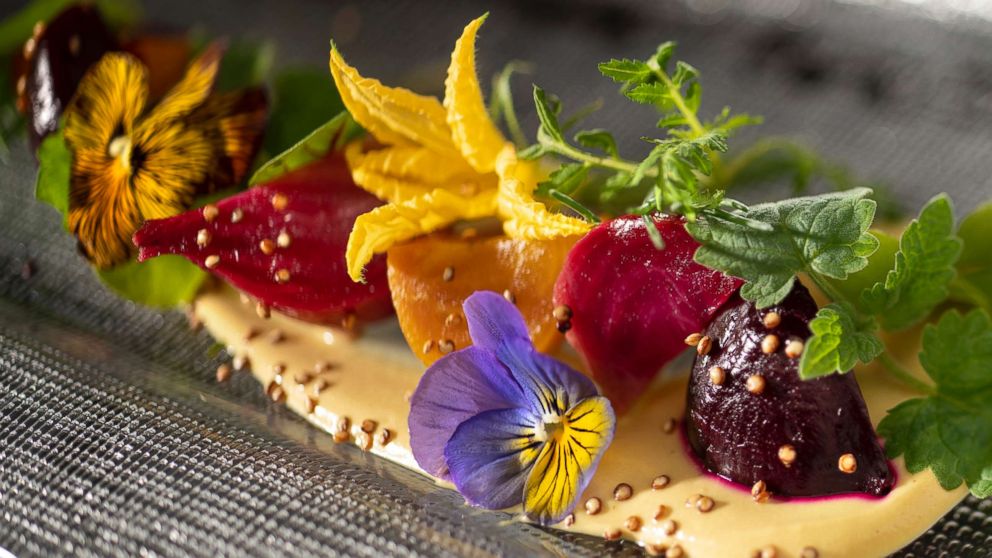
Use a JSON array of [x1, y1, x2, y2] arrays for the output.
[[63, 43, 267, 268], [330, 14, 592, 282]]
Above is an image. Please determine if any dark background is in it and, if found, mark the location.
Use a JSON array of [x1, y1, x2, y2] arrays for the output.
[[0, 0, 990, 556]]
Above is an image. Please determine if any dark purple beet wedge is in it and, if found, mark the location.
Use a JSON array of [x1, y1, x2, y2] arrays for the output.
[[684, 282, 894, 497]]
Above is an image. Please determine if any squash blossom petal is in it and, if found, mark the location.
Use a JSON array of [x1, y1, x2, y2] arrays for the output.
[[330, 15, 591, 282], [409, 291, 615, 525]]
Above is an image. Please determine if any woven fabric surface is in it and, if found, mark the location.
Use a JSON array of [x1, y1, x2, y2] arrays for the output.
[[0, 0, 990, 556]]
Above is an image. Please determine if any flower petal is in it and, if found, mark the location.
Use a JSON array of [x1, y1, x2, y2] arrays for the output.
[[63, 52, 148, 151], [138, 42, 223, 133], [443, 14, 507, 174], [409, 346, 524, 478], [495, 144, 593, 239], [444, 407, 543, 510], [463, 291, 599, 415], [463, 290, 532, 351], [329, 46, 459, 157], [523, 395, 615, 525], [345, 187, 497, 282], [344, 141, 491, 203]]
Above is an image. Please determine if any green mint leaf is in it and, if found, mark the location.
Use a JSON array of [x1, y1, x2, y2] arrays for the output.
[[950, 201, 992, 312], [536, 163, 588, 196], [532, 85, 565, 143], [687, 188, 878, 308], [574, 129, 618, 158], [98, 255, 206, 308], [862, 194, 962, 330], [250, 111, 360, 185], [35, 129, 71, 222], [597, 58, 652, 84], [799, 302, 883, 379], [878, 308, 992, 497], [671, 61, 699, 86], [264, 67, 344, 155]]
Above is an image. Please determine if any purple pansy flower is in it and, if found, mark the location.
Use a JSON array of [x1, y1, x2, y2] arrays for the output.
[[408, 291, 616, 525]]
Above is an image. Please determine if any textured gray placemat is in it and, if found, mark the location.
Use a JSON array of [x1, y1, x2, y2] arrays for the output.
[[0, 0, 990, 556]]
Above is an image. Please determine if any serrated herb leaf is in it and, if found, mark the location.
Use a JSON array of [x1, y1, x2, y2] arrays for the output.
[[597, 58, 652, 84], [250, 111, 360, 185], [878, 308, 992, 497], [862, 194, 962, 331], [687, 188, 879, 308], [536, 163, 588, 196], [799, 302, 884, 379], [532, 85, 564, 143], [574, 129, 618, 158], [35, 129, 71, 221], [624, 82, 668, 105]]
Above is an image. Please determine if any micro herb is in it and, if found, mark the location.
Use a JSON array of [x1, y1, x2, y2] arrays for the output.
[[520, 39, 991, 496]]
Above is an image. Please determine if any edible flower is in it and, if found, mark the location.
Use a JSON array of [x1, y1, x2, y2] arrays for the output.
[[63, 43, 267, 268], [408, 291, 615, 525], [330, 14, 591, 282]]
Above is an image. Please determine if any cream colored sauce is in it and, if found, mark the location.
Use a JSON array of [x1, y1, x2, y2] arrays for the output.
[[195, 285, 966, 558]]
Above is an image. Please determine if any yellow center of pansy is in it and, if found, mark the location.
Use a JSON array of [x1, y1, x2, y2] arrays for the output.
[[330, 14, 593, 283]]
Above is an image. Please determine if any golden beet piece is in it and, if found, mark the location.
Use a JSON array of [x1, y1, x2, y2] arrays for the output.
[[387, 232, 578, 365]]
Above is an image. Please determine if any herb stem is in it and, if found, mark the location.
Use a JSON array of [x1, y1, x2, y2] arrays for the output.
[[807, 271, 851, 309], [879, 352, 936, 395], [544, 140, 643, 176], [652, 68, 705, 137]]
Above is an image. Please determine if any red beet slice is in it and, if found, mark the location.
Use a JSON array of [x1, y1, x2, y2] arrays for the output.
[[685, 283, 894, 497], [134, 154, 392, 323], [553, 214, 742, 414]]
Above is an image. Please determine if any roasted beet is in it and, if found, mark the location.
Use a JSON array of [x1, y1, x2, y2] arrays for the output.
[[553, 215, 742, 414], [685, 282, 894, 497], [19, 4, 117, 148], [134, 154, 393, 324]]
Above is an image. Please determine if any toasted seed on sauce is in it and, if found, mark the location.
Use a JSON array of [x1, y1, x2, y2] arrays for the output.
[[651, 475, 671, 490], [659, 519, 678, 536], [205, 255, 220, 268], [613, 483, 633, 501], [502, 289, 516, 303], [230, 207, 244, 223], [376, 428, 392, 446], [665, 544, 684, 558], [663, 418, 678, 434], [800, 547, 819, 558], [563, 513, 575, 527], [361, 419, 377, 433], [256, 303, 270, 319], [438, 339, 455, 354], [653, 504, 671, 521], [584, 497, 602, 515], [422, 339, 435, 354], [277, 230, 291, 248], [442, 266, 455, 282], [696, 496, 715, 513], [215, 363, 231, 383], [624, 515, 642, 532], [274, 269, 291, 284], [603, 527, 621, 541]]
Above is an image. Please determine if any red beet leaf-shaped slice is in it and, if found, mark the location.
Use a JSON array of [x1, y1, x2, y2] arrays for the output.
[[553, 214, 742, 414], [685, 282, 894, 497], [134, 154, 392, 323]]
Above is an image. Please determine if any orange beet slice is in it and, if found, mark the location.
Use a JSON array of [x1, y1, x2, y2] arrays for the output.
[[387, 232, 577, 365]]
